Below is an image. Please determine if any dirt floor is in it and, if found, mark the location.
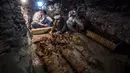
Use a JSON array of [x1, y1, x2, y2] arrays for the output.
[[31, 33, 129, 73]]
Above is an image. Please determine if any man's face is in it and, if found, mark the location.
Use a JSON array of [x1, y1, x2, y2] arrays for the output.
[[71, 10, 76, 16]]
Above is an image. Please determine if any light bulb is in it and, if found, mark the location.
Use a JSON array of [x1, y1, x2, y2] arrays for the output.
[[37, 2, 43, 7], [21, 0, 26, 3]]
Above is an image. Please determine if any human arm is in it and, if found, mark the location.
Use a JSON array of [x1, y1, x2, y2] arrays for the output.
[[74, 18, 84, 29]]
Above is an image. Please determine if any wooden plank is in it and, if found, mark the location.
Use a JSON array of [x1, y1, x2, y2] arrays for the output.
[[31, 27, 52, 35]]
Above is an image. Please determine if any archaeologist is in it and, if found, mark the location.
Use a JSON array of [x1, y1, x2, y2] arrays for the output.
[[47, 3, 68, 34], [66, 8, 84, 32], [31, 10, 53, 28], [54, 16, 68, 34]]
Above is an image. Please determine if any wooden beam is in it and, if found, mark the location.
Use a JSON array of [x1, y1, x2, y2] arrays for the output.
[[31, 27, 52, 35]]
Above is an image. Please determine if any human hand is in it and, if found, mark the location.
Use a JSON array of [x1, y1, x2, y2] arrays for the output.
[[43, 24, 48, 27], [40, 24, 48, 26], [25, 21, 28, 24]]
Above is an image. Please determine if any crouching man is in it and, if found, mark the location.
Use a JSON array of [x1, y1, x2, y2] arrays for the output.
[[31, 10, 53, 28], [66, 9, 84, 32]]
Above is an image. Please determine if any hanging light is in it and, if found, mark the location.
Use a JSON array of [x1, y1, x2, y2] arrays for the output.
[[37, 1, 43, 7], [21, 0, 27, 3]]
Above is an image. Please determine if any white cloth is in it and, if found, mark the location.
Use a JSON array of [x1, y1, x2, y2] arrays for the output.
[[32, 11, 53, 24], [32, 11, 41, 22], [32, 11, 43, 24]]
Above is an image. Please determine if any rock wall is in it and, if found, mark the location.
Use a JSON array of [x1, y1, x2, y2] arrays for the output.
[[0, 0, 33, 73]]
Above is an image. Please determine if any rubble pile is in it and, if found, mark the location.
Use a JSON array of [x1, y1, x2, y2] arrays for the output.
[[35, 33, 104, 73]]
